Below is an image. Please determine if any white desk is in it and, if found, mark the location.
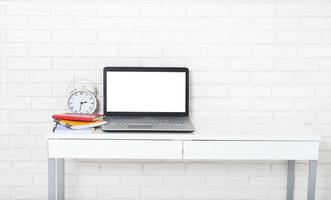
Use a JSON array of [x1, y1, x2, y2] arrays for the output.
[[48, 124, 320, 200]]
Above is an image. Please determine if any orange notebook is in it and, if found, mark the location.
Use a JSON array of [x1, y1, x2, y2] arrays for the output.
[[54, 119, 106, 129]]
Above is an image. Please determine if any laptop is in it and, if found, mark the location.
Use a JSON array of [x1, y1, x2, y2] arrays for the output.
[[102, 67, 194, 132]]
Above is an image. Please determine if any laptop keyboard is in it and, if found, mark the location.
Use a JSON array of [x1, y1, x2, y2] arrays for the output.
[[110, 117, 184, 126]]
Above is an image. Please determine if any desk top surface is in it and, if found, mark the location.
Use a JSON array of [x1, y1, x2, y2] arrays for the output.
[[48, 124, 321, 141]]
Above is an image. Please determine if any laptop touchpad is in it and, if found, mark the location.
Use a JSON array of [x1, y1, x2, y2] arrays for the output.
[[128, 125, 153, 129]]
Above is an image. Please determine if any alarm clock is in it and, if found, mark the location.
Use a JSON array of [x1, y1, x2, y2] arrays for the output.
[[67, 86, 98, 114]]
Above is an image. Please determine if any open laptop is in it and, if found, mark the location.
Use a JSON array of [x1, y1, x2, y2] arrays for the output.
[[102, 67, 194, 132]]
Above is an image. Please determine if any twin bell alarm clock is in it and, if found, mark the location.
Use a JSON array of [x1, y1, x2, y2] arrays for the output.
[[67, 85, 98, 114]]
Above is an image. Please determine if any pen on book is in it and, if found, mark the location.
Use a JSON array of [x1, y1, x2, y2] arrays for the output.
[[53, 119, 72, 129], [52, 123, 58, 133]]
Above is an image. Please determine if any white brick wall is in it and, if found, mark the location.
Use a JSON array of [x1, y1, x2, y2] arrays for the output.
[[1, 0, 331, 199]]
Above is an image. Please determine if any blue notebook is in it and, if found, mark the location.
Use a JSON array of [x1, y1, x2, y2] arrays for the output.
[[53, 124, 94, 134]]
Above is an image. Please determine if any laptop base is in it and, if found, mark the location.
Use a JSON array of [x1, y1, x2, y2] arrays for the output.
[[102, 116, 194, 133]]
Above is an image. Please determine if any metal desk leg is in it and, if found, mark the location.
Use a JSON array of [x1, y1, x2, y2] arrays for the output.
[[48, 158, 64, 200], [57, 159, 64, 200], [48, 158, 56, 200], [307, 160, 317, 200], [286, 160, 295, 200]]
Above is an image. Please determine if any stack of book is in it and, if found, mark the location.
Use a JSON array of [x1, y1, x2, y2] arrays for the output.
[[52, 113, 106, 134]]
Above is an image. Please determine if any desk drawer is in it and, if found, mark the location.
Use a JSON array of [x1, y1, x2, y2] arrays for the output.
[[49, 140, 182, 159], [183, 141, 319, 160]]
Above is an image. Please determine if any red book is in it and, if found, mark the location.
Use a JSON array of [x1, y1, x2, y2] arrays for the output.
[[52, 113, 103, 122]]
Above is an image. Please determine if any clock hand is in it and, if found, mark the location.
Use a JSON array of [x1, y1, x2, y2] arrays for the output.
[[79, 101, 88, 112], [79, 101, 84, 112]]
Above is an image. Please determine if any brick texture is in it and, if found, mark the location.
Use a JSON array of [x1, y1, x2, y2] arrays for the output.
[[1, 0, 331, 200]]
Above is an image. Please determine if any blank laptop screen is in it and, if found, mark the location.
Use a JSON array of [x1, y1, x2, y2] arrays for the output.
[[106, 71, 186, 113]]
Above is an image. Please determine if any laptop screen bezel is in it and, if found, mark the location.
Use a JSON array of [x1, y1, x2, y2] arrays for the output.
[[103, 67, 189, 117]]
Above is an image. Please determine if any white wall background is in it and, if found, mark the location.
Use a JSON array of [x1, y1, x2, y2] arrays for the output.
[[1, 0, 331, 199]]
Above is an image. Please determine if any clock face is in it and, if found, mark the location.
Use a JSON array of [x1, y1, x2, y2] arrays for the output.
[[68, 90, 97, 114]]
